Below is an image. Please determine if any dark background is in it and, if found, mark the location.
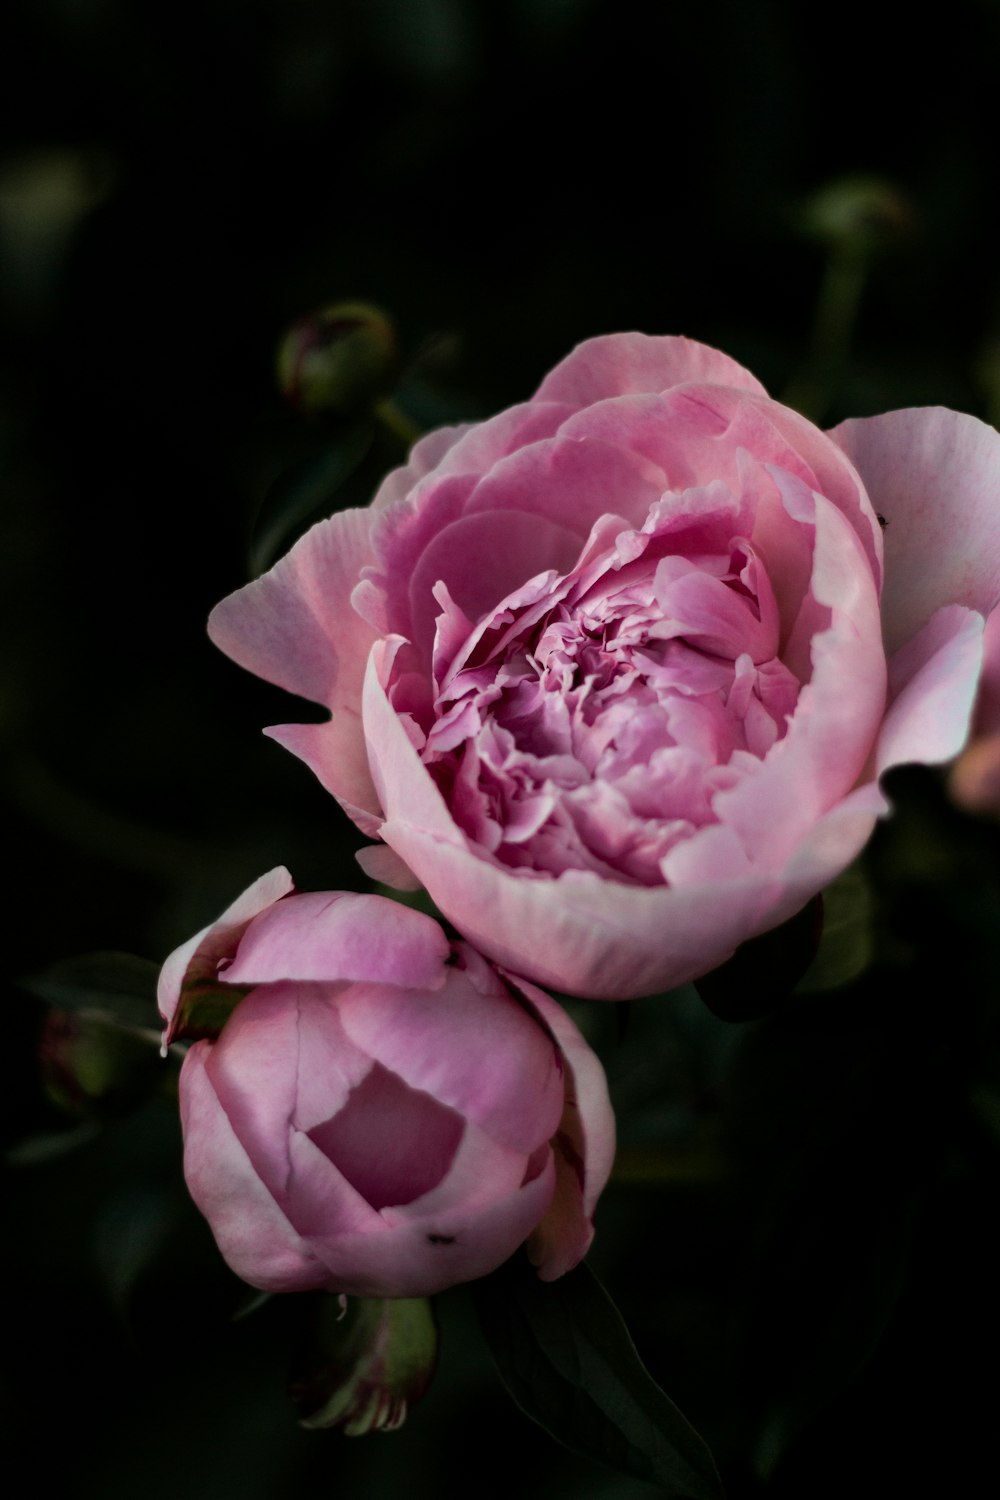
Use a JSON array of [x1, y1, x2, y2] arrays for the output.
[[3, 2, 1000, 1495]]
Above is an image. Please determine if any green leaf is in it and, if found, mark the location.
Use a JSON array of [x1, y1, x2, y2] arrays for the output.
[[795, 861, 873, 993], [247, 421, 375, 577], [472, 1256, 726, 1498], [20, 950, 160, 1032]]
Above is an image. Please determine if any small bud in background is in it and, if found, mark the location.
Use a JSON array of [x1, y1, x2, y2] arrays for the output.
[[784, 175, 913, 422], [276, 300, 400, 417], [39, 1007, 162, 1118], [795, 174, 913, 252], [290, 1293, 438, 1434]]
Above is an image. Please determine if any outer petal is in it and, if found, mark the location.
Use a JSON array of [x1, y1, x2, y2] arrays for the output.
[[157, 866, 294, 1036], [877, 605, 984, 773], [511, 981, 616, 1280], [224, 891, 451, 990], [533, 332, 768, 405], [304, 1151, 557, 1298], [973, 604, 1000, 736], [829, 408, 1000, 654], [179, 1043, 328, 1292], [208, 510, 381, 818], [336, 963, 565, 1154], [369, 402, 575, 511]]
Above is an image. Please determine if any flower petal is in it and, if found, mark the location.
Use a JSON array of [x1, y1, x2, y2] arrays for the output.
[[180, 1042, 327, 1292], [829, 407, 1000, 654], [533, 332, 768, 405], [224, 891, 451, 990], [877, 605, 984, 773], [157, 866, 294, 1035], [510, 981, 616, 1280], [209, 510, 381, 817]]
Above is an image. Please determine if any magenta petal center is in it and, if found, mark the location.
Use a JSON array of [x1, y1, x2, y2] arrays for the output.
[[402, 487, 804, 886], [308, 1061, 465, 1210]]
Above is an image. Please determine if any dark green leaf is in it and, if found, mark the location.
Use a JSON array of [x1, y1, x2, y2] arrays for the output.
[[247, 421, 375, 577], [794, 861, 873, 994], [472, 1255, 726, 1498], [20, 950, 160, 1031]]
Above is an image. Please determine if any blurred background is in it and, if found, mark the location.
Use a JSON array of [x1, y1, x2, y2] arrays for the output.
[[3, 2, 1000, 1495]]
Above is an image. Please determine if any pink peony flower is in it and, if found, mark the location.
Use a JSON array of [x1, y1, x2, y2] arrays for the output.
[[209, 334, 1000, 997], [158, 870, 614, 1296]]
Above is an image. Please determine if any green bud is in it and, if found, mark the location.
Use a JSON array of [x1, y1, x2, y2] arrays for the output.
[[796, 175, 912, 252], [39, 1008, 161, 1118], [277, 301, 400, 417], [290, 1293, 438, 1435]]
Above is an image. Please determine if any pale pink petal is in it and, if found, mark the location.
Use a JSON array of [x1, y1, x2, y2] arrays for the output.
[[224, 891, 451, 990], [533, 332, 768, 405], [379, 815, 786, 998], [370, 422, 479, 511], [463, 434, 668, 536], [707, 493, 885, 870], [511, 981, 616, 1280], [306, 1152, 556, 1298], [158, 866, 294, 1034], [355, 843, 422, 890], [180, 1044, 327, 1292], [336, 962, 565, 1153], [407, 509, 582, 662], [409, 402, 575, 480], [209, 511, 383, 818], [876, 605, 984, 773], [263, 719, 383, 832], [208, 509, 376, 705], [829, 407, 1000, 653], [202, 984, 316, 1192], [776, 782, 888, 917], [363, 637, 465, 844], [973, 605, 1000, 735]]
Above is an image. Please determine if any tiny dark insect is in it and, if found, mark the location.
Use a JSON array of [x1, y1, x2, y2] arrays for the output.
[[427, 1233, 456, 1245], [877, 513, 888, 529]]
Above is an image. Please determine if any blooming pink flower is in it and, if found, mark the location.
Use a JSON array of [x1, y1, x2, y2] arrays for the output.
[[209, 335, 1000, 997], [158, 870, 614, 1296]]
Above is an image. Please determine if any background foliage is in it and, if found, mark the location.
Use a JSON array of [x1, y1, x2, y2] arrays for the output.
[[4, 2, 1000, 1494]]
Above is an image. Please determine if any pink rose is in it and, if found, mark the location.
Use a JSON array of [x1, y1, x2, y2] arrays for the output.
[[158, 870, 614, 1296], [209, 334, 1000, 997]]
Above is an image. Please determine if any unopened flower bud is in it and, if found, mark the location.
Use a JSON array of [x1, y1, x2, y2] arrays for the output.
[[291, 1294, 438, 1434], [277, 301, 399, 417], [40, 1008, 161, 1118]]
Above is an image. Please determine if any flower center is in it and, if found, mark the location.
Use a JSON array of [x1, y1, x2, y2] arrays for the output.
[[406, 529, 801, 886]]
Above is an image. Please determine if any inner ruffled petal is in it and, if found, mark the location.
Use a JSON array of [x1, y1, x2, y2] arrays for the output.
[[410, 480, 806, 886]]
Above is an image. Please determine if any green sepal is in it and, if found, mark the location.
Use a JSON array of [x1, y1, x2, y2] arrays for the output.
[[290, 1293, 439, 1435]]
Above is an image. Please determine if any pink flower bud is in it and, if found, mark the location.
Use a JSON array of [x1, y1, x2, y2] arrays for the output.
[[158, 871, 615, 1297]]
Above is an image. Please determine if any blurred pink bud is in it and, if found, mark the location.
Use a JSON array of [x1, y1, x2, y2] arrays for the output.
[[158, 871, 615, 1297]]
